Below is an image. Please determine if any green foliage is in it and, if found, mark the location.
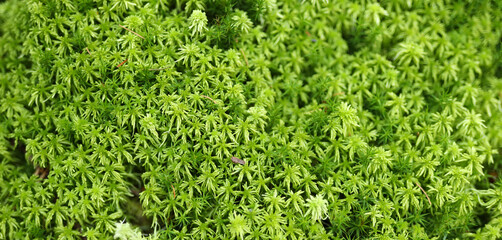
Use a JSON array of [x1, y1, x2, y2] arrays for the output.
[[0, 0, 502, 239]]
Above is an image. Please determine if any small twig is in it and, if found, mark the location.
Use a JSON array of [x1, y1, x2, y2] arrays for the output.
[[416, 182, 432, 206], [149, 67, 170, 71], [117, 59, 128, 68], [119, 24, 145, 39], [305, 30, 311, 37], [240, 48, 249, 66], [171, 184, 176, 198], [201, 95, 217, 104], [334, 92, 345, 96], [85, 47, 92, 56]]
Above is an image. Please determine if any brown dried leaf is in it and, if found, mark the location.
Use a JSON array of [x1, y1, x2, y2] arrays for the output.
[[231, 157, 245, 165]]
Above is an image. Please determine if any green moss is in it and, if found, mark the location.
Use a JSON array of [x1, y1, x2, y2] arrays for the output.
[[1, 0, 502, 239]]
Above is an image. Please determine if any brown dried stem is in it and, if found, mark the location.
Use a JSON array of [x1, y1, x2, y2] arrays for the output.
[[416, 182, 432, 206], [119, 24, 145, 39], [201, 95, 217, 104], [171, 184, 176, 198], [240, 48, 249, 66], [117, 59, 128, 68], [149, 67, 170, 71], [34, 165, 50, 180]]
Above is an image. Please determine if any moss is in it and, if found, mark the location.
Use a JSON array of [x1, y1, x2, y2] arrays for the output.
[[1, 0, 502, 239]]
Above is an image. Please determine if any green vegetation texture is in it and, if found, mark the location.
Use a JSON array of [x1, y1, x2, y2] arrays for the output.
[[1, 0, 502, 239]]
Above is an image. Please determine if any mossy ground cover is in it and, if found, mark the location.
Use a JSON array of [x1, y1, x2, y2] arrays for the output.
[[1, 0, 502, 239]]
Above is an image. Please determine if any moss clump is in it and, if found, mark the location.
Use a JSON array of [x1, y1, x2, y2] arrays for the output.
[[1, 0, 502, 239]]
